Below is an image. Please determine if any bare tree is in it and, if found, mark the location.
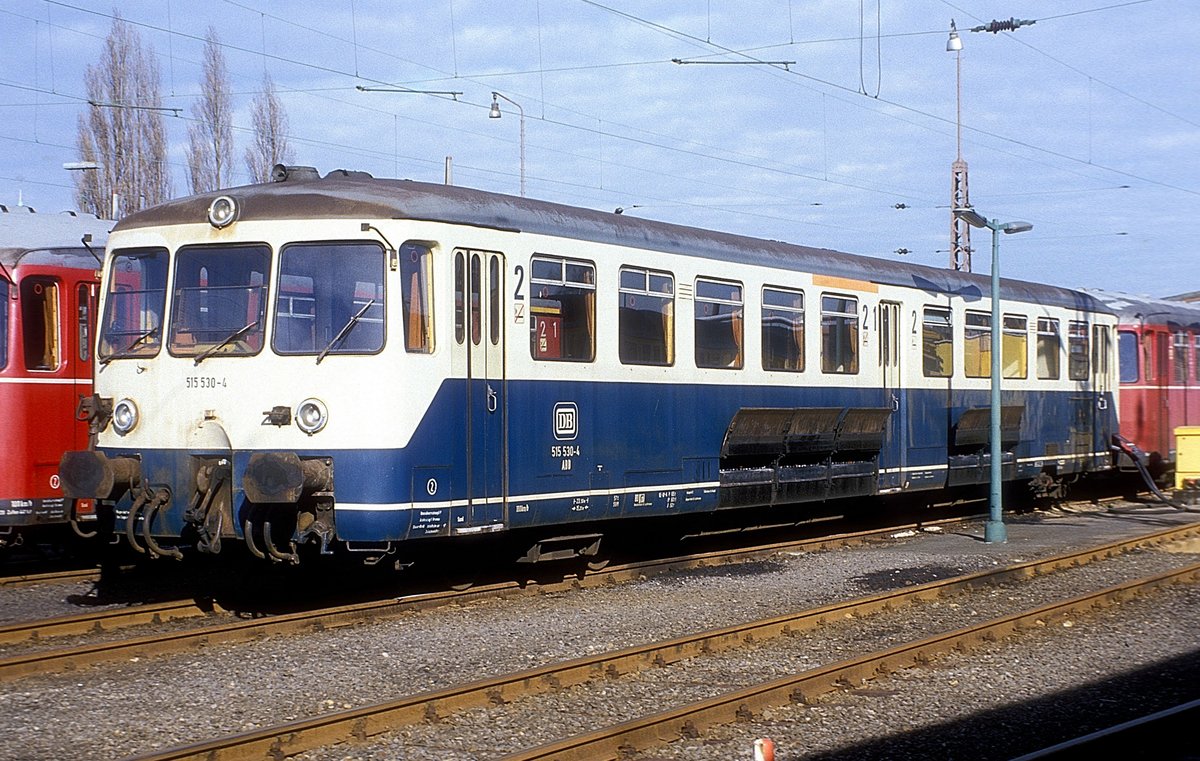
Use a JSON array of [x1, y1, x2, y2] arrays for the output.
[[244, 72, 293, 184], [74, 12, 171, 219], [186, 27, 234, 194]]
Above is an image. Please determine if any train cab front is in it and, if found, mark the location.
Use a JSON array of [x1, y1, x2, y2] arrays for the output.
[[59, 196, 372, 564], [61, 409, 338, 564]]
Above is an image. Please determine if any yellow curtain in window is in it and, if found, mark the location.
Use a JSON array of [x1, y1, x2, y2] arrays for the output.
[[662, 300, 674, 364], [731, 308, 744, 367], [407, 270, 422, 350]]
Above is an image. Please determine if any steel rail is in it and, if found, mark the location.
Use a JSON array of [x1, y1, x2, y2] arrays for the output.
[[0, 598, 216, 645], [506, 561, 1200, 761], [121, 520, 1200, 761], [0, 567, 101, 588]]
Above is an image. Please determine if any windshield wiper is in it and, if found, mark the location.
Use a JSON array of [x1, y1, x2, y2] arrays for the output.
[[99, 326, 159, 365], [194, 320, 259, 366], [317, 299, 375, 365]]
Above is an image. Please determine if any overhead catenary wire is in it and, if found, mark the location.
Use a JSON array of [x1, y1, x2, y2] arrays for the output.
[[0, 0, 1192, 253]]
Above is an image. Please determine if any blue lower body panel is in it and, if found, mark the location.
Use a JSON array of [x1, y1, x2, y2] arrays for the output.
[[96, 379, 1116, 548]]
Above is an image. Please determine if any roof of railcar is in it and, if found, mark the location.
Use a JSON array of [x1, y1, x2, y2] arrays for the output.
[[115, 168, 1111, 315], [0, 206, 110, 270], [1084, 288, 1200, 330]]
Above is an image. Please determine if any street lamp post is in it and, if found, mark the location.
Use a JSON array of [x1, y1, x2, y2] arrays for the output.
[[489, 91, 526, 197], [954, 207, 1033, 543], [947, 20, 972, 272]]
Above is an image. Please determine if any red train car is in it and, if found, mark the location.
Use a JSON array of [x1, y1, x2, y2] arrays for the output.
[[0, 205, 110, 549], [1086, 289, 1200, 480]]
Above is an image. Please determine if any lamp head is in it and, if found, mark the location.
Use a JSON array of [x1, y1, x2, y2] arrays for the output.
[[954, 207, 987, 229], [947, 19, 963, 52], [1001, 221, 1033, 235], [489, 93, 502, 119]]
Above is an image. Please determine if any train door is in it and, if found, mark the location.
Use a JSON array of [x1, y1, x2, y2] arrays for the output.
[[1091, 325, 1114, 470], [878, 301, 904, 490], [1168, 330, 1190, 453], [71, 281, 98, 451], [459, 250, 508, 528], [1150, 330, 1171, 457], [18, 274, 69, 505]]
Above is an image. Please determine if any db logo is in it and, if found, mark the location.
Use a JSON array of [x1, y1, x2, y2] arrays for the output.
[[50, 474, 61, 490], [553, 402, 578, 441]]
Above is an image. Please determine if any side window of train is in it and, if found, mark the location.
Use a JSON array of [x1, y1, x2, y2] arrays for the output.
[[1173, 331, 1189, 384], [0, 279, 9, 370], [1141, 332, 1155, 382], [399, 243, 434, 353], [1093, 325, 1113, 384], [1156, 333, 1169, 382], [1117, 330, 1139, 383], [921, 306, 952, 377], [964, 311, 991, 378], [470, 254, 482, 346], [1068, 321, 1089, 380], [695, 277, 744, 369], [820, 294, 858, 374], [272, 241, 384, 357], [762, 286, 804, 372], [454, 252, 465, 345], [1037, 318, 1062, 380], [77, 283, 92, 363], [1190, 333, 1200, 381], [1003, 314, 1028, 379], [99, 247, 168, 361], [618, 266, 674, 366], [529, 255, 596, 362], [20, 277, 60, 371], [489, 256, 500, 346]]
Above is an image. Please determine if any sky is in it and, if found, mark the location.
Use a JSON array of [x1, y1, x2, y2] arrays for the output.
[[1, 0, 1196, 297]]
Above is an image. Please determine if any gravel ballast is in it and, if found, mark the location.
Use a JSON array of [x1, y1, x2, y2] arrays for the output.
[[0, 506, 1197, 760]]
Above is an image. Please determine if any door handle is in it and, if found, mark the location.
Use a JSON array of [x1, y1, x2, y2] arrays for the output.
[[487, 384, 498, 413]]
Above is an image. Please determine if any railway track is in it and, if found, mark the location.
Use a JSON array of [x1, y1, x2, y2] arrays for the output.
[[0, 566, 101, 589], [0, 515, 972, 679], [117, 519, 1200, 761]]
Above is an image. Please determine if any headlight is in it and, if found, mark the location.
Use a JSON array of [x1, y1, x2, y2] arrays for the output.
[[112, 398, 139, 435], [207, 195, 238, 228], [295, 398, 328, 435]]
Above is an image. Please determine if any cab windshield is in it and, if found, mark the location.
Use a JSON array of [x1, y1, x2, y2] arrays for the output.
[[98, 247, 169, 362], [272, 241, 385, 358], [169, 244, 270, 360]]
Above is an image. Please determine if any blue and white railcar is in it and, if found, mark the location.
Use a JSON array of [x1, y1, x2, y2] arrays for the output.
[[60, 167, 1119, 564]]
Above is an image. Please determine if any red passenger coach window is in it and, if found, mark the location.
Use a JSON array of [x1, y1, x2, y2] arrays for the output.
[[20, 277, 60, 371], [0, 279, 9, 370], [1173, 332, 1189, 384], [77, 283, 92, 362]]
